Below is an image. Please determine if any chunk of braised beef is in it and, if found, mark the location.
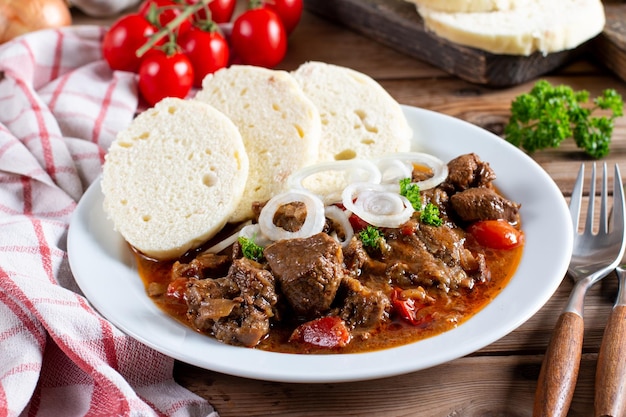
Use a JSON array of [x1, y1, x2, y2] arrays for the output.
[[412, 167, 434, 183], [413, 223, 466, 266], [445, 153, 496, 191], [185, 257, 278, 347], [264, 232, 344, 318], [384, 224, 488, 292], [450, 187, 521, 224], [171, 252, 231, 280], [343, 237, 368, 274], [272, 201, 307, 232], [337, 276, 390, 332]]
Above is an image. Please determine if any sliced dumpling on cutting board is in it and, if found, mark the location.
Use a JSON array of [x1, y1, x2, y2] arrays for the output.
[[416, 0, 605, 56], [405, 0, 529, 13]]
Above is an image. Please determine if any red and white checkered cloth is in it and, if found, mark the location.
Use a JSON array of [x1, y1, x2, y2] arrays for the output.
[[0, 26, 218, 417]]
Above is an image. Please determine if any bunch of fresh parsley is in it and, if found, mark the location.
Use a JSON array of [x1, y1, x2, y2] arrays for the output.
[[504, 80, 624, 159]]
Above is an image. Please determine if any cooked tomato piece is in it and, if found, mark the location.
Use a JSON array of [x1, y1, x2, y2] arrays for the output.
[[166, 277, 188, 302], [391, 288, 432, 326], [468, 219, 524, 250], [289, 316, 351, 348]]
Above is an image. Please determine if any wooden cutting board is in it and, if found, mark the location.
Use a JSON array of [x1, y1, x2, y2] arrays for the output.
[[303, 0, 626, 87], [594, 4, 626, 83]]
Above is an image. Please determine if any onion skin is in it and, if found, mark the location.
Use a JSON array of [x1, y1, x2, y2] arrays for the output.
[[0, 0, 72, 44]]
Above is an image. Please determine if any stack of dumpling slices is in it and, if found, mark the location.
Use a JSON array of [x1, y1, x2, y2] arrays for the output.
[[405, 0, 606, 56]]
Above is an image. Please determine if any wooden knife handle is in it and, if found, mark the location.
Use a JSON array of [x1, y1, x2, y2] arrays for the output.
[[595, 304, 626, 417], [533, 312, 584, 417]]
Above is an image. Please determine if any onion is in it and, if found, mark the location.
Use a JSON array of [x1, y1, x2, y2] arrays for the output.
[[342, 182, 414, 228], [375, 152, 449, 190], [258, 190, 326, 242], [0, 0, 72, 44], [203, 221, 252, 254], [238, 223, 273, 247], [324, 205, 354, 248], [287, 159, 382, 203]]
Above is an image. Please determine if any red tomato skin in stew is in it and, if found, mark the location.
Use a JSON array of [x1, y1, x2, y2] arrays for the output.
[[468, 219, 524, 250], [289, 316, 350, 348]]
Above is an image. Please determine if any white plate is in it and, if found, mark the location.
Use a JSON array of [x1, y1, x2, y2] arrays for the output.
[[68, 105, 573, 383]]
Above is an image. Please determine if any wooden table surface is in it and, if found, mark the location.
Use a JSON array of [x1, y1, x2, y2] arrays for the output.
[[75, 3, 626, 416]]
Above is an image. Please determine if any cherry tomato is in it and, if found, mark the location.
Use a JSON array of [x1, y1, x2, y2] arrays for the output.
[[467, 219, 524, 250], [289, 316, 351, 348], [178, 27, 229, 88], [102, 13, 159, 73], [264, 0, 303, 35], [139, 0, 192, 35], [185, 0, 236, 23], [138, 49, 194, 106], [231, 8, 287, 68]]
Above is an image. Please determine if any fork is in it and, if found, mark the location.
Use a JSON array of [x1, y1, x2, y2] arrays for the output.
[[595, 263, 626, 416], [533, 163, 626, 417]]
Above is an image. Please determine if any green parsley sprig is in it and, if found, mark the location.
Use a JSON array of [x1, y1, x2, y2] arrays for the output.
[[399, 178, 443, 226], [420, 203, 443, 226], [238, 236, 264, 262], [358, 225, 385, 251], [399, 177, 421, 210], [504, 80, 624, 159]]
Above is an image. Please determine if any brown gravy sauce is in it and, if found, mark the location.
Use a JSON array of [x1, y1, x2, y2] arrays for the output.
[[136, 239, 523, 354]]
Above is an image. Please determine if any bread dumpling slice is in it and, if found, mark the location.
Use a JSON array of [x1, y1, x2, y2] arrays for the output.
[[195, 65, 321, 223], [101, 97, 249, 260], [291, 61, 412, 194], [404, 0, 528, 13], [416, 0, 605, 56]]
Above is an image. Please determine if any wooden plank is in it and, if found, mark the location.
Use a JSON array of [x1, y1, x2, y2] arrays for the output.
[[303, 0, 588, 87], [174, 353, 597, 416], [593, 4, 626, 83]]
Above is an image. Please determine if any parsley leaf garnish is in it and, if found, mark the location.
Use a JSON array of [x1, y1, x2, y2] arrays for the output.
[[420, 203, 443, 226], [238, 236, 264, 262], [400, 177, 442, 226], [399, 177, 421, 210], [358, 225, 385, 251]]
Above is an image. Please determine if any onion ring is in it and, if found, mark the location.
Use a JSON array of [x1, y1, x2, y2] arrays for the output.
[[375, 152, 449, 190], [204, 221, 252, 254], [324, 205, 354, 248], [342, 182, 414, 228], [258, 190, 326, 241], [238, 224, 274, 247], [287, 159, 382, 204]]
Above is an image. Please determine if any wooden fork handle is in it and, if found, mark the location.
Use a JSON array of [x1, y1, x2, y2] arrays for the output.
[[533, 312, 584, 417], [595, 305, 626, 417]]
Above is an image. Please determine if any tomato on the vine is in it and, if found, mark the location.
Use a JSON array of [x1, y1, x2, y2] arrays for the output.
[[138, 49, 194, 106], [185, 0, 236, 24], [102, 13, 159, 73], [264, 0, 303, 35], [139, 0, 193, 35], [231, 8, 287, 68], [178, 26, 229, 87]]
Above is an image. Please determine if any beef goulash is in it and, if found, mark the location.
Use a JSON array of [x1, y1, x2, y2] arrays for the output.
[[137, 152, 524, 354], [101, 63, 523, 354]]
